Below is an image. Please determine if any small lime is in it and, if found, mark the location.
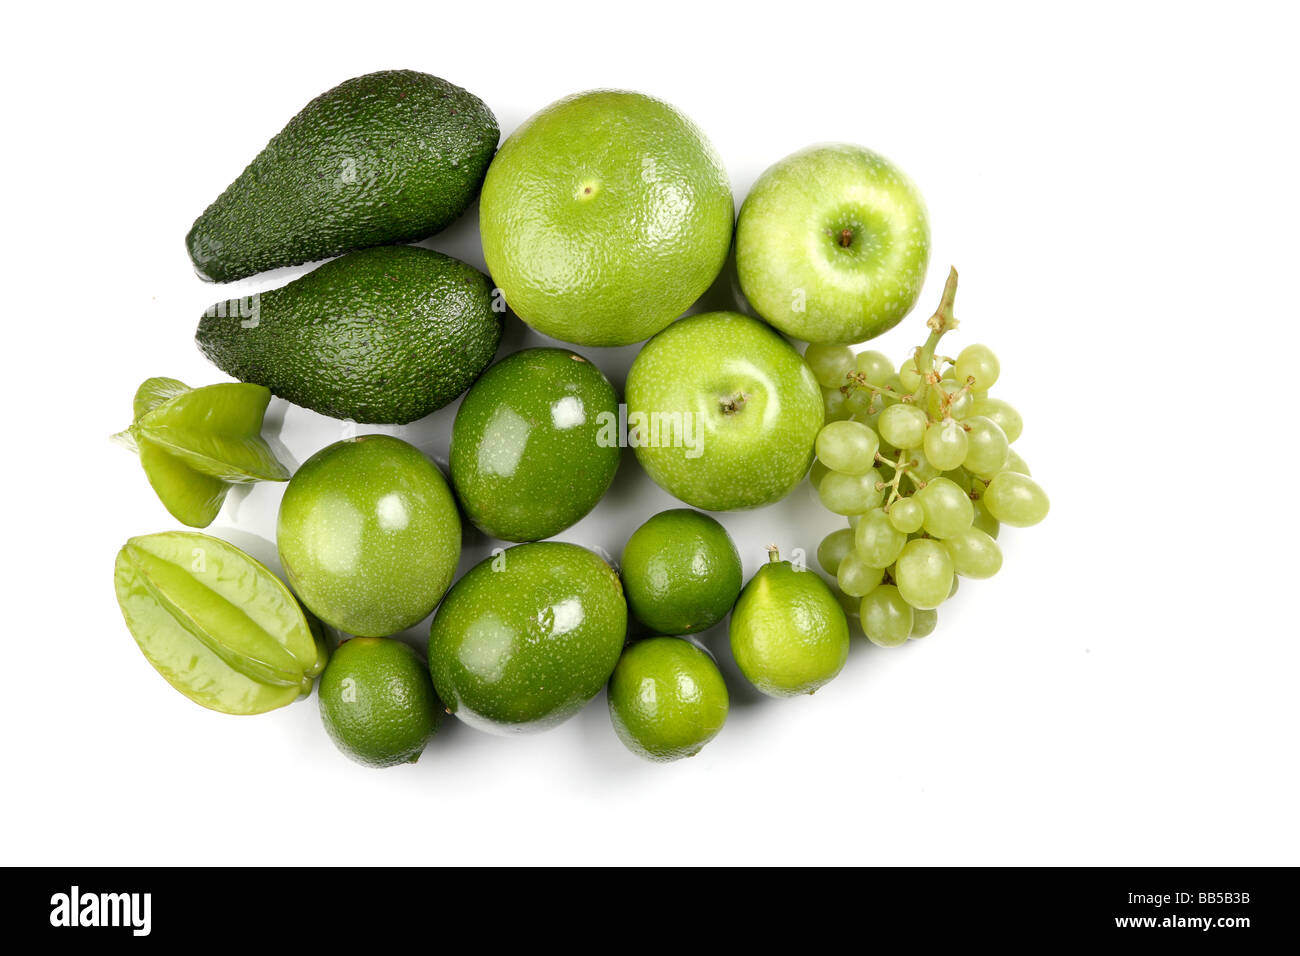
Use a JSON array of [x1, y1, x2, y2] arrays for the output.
[[318, 638, 441, 768], [620, 509, 742, 635], [608, 637, 729, 762], [729, 552, 850, 697]]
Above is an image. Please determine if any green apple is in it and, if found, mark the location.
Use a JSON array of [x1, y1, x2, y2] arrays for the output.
[[625, 311, 823, 510], [735, 143, 930, 345]]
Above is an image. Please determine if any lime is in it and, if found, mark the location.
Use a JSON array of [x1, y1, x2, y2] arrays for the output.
[[318, 638, 441, 768], [608, 637, 729, 762], [729, 550, 850, 697], [620, 509, 742, 635], [479, 90, 734, 347]]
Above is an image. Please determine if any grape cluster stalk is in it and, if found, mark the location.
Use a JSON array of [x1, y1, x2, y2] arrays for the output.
[[806, 268, 1050, 647]]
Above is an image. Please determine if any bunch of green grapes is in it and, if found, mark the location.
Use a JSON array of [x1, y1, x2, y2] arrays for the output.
[[805, 269, 1049, 647]]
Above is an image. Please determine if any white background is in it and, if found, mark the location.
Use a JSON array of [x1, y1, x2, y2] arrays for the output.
[[3, 1, 1297, 866]]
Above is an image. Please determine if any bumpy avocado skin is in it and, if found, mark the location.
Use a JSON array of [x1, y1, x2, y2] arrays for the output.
[[196, 245, 503, 425], [187, 70, 499, 282]]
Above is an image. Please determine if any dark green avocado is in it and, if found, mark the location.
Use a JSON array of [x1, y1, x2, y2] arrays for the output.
[[196, 245, 502, 424], [187, 70, 499, 282]]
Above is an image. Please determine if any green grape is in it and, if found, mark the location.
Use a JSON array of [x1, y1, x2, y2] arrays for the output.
[[948, 575, 960, 598], [909, 451, 942, 484], [909, 607, 938, 639], [970, 397, 1023, 443], [943, 466, 975, 494], [815, 420, 879, 475], [818, 468, 884, 515], [983, 471, 1049, 526], [844, 385, 876, 415], [943, 527, 1003, 578], [922, 420, 968, 472], [962, 415, 1010, 477], [895, 539, 955, 610], [810, 459, 830, 490], [860, 584, 914, 647], [822, 386, 851, 423], [853, 405, 882, 432], [954, 344, 1000, 391], [838, 550, 886, 597], [915, 477, 974, 538], [887, 497, 924, 533], [878, 402, 928, 449], [926, 379, 973, 420], [805, 343, 856, 389], [816, 527, 855, 576], [899, 356, 923, 391], [854, 350, 894, 386], [971, 499, 1000, 538], [854, 507, 908, 569], [835, 586, 862, 620], [1002, 448, 1031, 476], [847, 511, 864, 530]]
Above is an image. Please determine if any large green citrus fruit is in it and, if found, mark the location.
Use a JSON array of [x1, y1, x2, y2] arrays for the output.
[[479, 90, 734, 347], [277, 435, 461, 637], [428, 542, 627, 734]]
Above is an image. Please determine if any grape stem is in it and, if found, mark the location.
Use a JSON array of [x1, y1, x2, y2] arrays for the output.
[[913, 267, 961, 411], [840, 372, 915, 414], [875, 448, 916, 509], [938, 377, 978, 422]]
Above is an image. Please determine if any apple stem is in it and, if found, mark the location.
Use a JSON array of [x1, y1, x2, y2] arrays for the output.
[[720, 391, 749, 415], [767, 544, 781, 563], [839, 228, 853, 248]]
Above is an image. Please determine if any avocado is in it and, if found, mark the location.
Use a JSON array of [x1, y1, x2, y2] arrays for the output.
[[187, 70, 498, 282], [196, 245, 503, 424]]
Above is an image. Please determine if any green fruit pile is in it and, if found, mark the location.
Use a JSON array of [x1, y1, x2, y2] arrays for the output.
[[110, 69, 1048, 769]]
